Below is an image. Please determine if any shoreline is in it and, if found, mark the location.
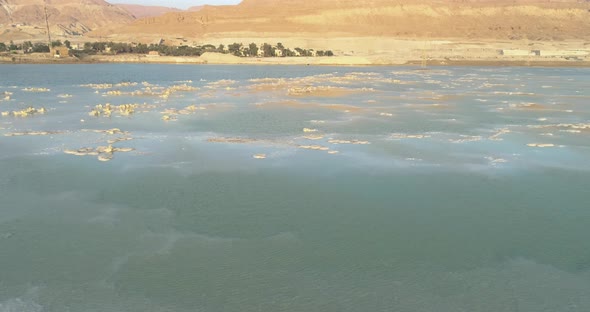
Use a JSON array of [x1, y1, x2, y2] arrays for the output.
[[1, 53, 589, 67]]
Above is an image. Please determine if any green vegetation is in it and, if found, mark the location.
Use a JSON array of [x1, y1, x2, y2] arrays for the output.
[[0, 40, 334, 58], [0, 41, 49, 53]]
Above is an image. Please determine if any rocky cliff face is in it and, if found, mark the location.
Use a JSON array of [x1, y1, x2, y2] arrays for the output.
[[97, 0, 590, 41], [115, 4, 182, 18], [0, 0, 134, 40]]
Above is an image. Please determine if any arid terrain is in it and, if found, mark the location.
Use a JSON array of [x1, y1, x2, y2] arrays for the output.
[[114, 4, 183, 19], [1, 0, 589, 65], [0, 0, 133, 41], [114, 4, 203, 19], [102, 0, 590, 41]]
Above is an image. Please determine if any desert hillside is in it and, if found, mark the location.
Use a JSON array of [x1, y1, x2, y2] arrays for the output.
[[94, 0, 590, 43], [0, 0, 134, 41], [116, 4, 182, 18]]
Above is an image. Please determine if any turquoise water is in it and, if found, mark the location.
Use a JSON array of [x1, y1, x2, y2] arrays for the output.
[[1, 64, 590, 311]]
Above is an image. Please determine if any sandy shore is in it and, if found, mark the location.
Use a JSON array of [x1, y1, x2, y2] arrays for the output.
[[1, 51, 589, 67]]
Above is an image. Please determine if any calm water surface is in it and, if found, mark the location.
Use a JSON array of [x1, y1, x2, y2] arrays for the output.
[[1, 64, 589, 311]]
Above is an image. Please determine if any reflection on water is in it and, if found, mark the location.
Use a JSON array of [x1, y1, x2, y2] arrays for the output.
[[1, 65, 590, 312]]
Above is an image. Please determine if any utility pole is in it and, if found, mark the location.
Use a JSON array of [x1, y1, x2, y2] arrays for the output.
[[44, 0, 52, 49]]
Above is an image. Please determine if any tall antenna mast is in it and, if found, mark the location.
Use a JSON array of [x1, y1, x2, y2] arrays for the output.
[[44, 0, 51, 48]]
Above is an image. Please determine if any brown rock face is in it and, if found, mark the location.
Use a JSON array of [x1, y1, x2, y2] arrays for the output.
[[0, 0, 134, 40], [96, 0, 590, 41], [115, 4, 182, 18]]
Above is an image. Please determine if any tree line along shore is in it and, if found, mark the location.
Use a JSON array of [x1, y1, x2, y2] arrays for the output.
[[0, 40, 334, 58], [2, 39, 589, 67]]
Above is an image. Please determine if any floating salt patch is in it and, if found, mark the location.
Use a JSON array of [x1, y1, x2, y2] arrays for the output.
[[8, 107, 46, 117], [98, 154, 113, 162], [485, 156, 508, 164], [328, 139, 370, 145], [96, 145, 115, 154], [390, 133, 430, 140], [327, 151, 339, 154], [64, 147, 97, 156], [379, 112, 393, 117], [565, 110, 574, 113], [4, 130, 61, 137], [22, 87, 50, 92], [488, 128, 510, 141], [83, 128, 123, 135], [104, 90, 124, 96], [107, 137, 133, 144], [253, 154, 266, 159], [541, 133, 554, 136], [303, 135, 324, 140], [299, 145, 330, 151], [405, 158, 422, 161], [449, 135, 483, 143], [65, 143, 133, 162], [208, 137, 261, 144], [114, 82, 138, 87], [113, 147, 134, 152], [527, 143, 555, 148], [538, 118, 548, 121], [185, 104, 206, 111], [81, 83, 113, 89], [303, 128, 318, 133]]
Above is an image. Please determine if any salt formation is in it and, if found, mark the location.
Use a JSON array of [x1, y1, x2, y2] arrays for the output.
[[160, 104, 206, 121], [527, 143, 555, 148], [64, 144, 135, 162], [328, 139, 370, 145], [303, 135, 324, 140], [89, 103, 142, 117], [4, 131, 62, 137], [298, 145, 330, 151], [390, 133, 430, 140], [488, 128, 511, 141], [2, 107, 46, 117], [449, 135, 483, 143], [1, 91, 12, 101], [22, 87, 50, 92]]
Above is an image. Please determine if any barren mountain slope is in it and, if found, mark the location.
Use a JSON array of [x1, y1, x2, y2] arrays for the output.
[[116, 4, 182, 18], [95, 0, 590, 42], [0, 0, 134, 41]]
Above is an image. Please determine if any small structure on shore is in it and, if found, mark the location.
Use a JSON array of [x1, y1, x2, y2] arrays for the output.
[[51, 46, 70, 58], [147, 51, 160, 57]]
